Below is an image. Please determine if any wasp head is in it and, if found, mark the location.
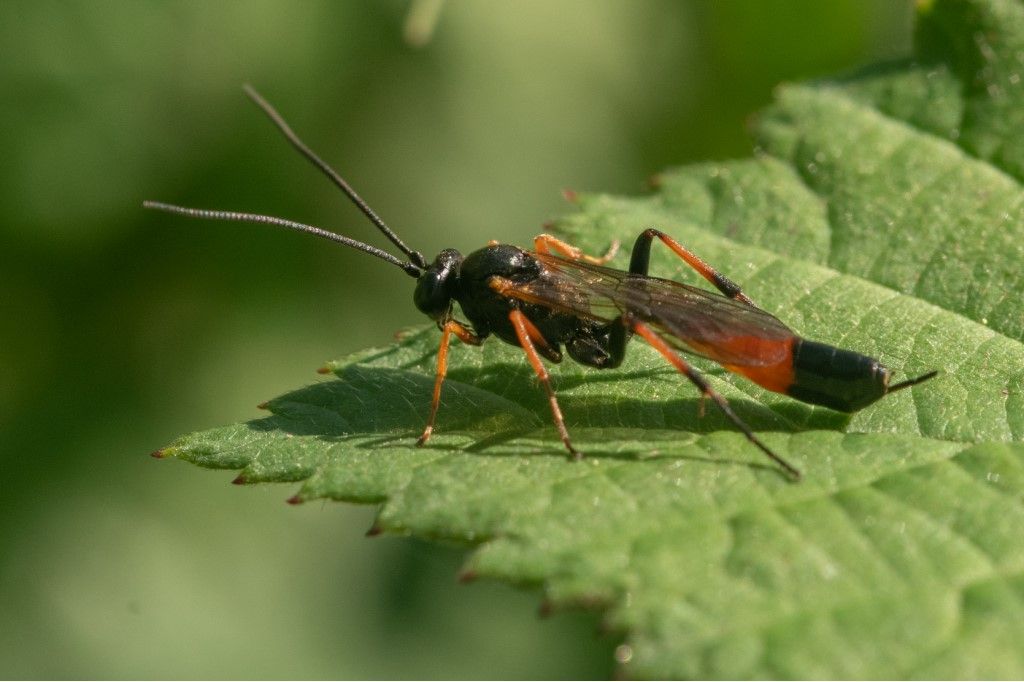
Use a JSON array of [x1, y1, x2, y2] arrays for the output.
[[413, 249, 463, 320]]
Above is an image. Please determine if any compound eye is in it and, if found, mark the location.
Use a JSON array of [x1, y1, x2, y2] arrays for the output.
[[413, 271, 450, 319]]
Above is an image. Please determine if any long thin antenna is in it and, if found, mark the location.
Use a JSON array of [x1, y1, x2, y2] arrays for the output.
[[144, 202, 422, 278], [241, 84, 428, 270]]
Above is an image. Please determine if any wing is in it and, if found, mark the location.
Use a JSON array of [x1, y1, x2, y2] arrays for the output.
[[513, 253, 796, 367]]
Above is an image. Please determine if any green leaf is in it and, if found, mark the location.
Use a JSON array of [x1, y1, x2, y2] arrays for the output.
[[158, 0, 1024, 677]]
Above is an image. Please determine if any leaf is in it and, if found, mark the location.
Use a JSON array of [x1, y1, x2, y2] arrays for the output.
[[157, 1, 1024, 677]]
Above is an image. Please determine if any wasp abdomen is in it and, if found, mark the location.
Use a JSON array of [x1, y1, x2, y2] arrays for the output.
[[786, 338, 889, 412]]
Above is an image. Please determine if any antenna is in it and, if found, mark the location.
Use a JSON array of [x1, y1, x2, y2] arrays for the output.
[[143, 202, 422, 278], [241, 84, 428, 270]]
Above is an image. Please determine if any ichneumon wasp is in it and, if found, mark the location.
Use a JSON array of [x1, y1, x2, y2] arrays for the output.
[[146, 86, 938, 482]]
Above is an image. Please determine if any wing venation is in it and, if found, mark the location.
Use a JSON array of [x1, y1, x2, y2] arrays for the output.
[[511, 253, 795, 367]]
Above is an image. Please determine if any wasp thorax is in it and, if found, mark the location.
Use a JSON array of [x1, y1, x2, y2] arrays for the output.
[[414, 249, 463, 319]]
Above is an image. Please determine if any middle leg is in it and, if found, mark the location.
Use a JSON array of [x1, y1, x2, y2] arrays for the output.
[[508, 309, 580, 459], [534, 233, 620, 265]]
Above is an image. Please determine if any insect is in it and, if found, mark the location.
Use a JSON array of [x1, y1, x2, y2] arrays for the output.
[[146, 86, 938, 482]]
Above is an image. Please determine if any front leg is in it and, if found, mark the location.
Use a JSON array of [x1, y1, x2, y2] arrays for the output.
[[417, 319, 482, 447]]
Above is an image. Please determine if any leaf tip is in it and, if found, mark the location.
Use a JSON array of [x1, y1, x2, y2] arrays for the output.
[[231, 473, 248, 485], [457, 569, 478, 584], [537, 598, 554, 618], [365, 523, 383, 537], [316, 365, 333, 375], [285, 494, 304, 505], [151, 446, 181, 459], [561, 188, 579, 204], [256, 400, 270, 410]]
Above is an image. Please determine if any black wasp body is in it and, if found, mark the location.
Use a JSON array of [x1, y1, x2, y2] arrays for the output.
[[147, 86, 938, 482]]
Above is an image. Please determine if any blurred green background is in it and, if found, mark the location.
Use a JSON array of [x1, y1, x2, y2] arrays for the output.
[[1, 1, 913, 678]]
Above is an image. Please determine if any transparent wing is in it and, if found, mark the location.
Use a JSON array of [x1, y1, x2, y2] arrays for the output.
[[513, 253, 796, 367]]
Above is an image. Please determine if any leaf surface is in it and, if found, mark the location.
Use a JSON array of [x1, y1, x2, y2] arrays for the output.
[[159, 1, 1024, 677]]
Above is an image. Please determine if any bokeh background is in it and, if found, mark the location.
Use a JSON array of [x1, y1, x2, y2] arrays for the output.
[[2, 1, 913, 678]]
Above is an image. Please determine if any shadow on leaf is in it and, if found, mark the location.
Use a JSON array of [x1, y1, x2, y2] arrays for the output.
[[249, 364, 850, 463]]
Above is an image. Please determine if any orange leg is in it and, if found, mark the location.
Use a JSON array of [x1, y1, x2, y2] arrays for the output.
[[534, 233, 620, 265], [632, 229, 756, 306], [417, 320, 481, 447], [488, 277, 564, 361], [630, 317, 800, 481], [508, 309, 580, 459]]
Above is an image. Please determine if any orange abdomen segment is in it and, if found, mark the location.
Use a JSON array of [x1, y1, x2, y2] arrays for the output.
[[688, 336, 796, 394], [720, 337, 796, 394]]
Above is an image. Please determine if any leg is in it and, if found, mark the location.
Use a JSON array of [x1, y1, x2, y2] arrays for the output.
[[417, 320, 482, 446], [488, 276, 564, 362], [534, 233, 619, 265], [509, 309, 580, 459], [630, 228, 756, 306], [628, 316, 800, 481]]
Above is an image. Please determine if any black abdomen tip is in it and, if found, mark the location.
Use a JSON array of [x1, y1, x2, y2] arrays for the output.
[[787, 338, 889, 412]]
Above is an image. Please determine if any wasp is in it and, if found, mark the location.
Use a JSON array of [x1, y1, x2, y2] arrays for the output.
[[146, 86, 938, 481]]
